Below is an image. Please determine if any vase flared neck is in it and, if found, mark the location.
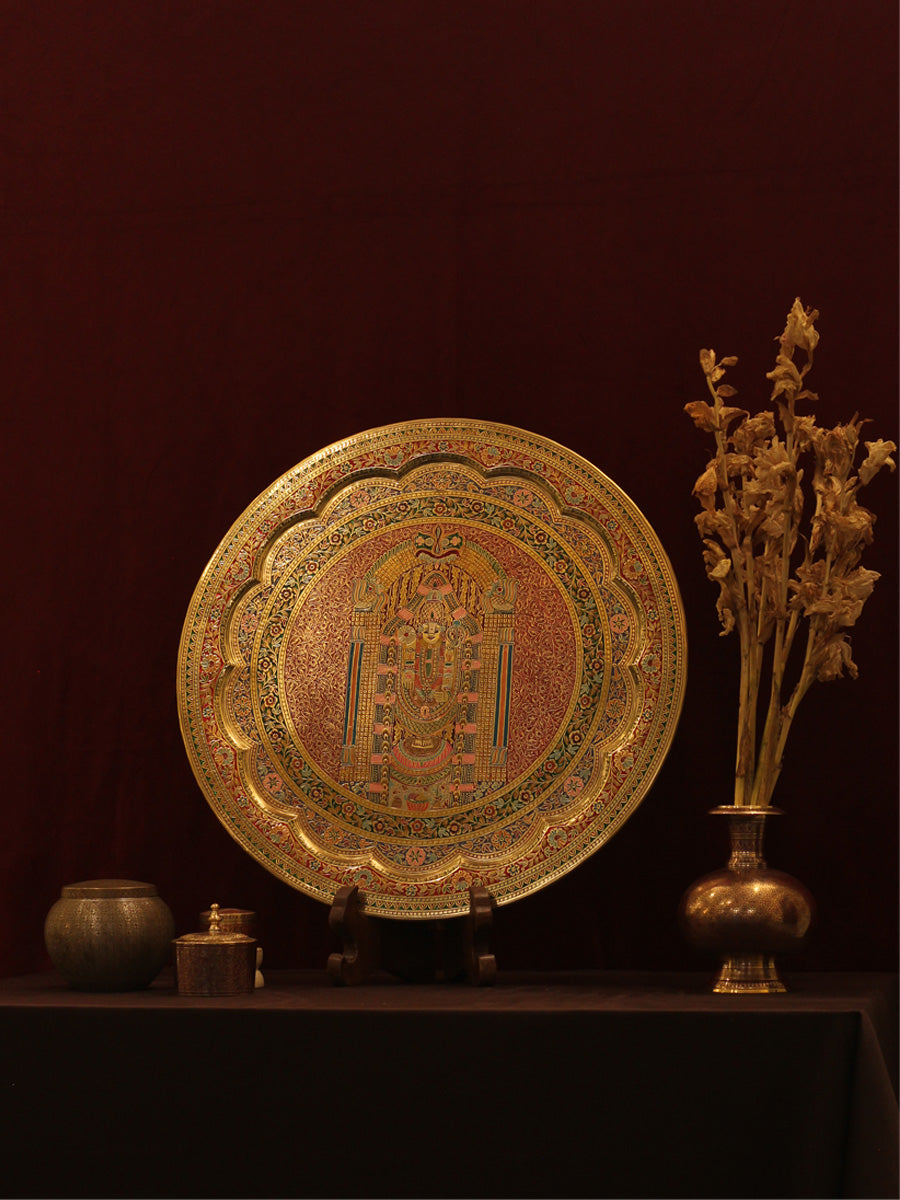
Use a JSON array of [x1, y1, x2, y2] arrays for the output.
[[709, 806, 780, 872]]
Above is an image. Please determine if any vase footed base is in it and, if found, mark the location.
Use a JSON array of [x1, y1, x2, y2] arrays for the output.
[[713, 953, 786, 994]]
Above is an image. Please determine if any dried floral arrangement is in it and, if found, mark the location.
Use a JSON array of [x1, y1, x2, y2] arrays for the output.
[[686, 299, 896, 808]]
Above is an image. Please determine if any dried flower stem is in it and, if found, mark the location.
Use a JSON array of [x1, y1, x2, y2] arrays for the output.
[[704, 373, 755, 803], [687, 300, 896, 807]]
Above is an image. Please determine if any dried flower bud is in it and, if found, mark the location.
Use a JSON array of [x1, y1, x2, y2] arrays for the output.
[[694, 509, 735, 546], [699, 349, 737, 382], [815, 636, 858, 682], [792, 414, 818, 451], [791, 562, 879, 629], [780, 297, 820, 356], [811, 420, 863, 483], [684, 401, 718, 432], [766, 355, 804, 406], [701, 539, 739, 634], [723, 452, 753, 479], [731, 412, 776, 455], [691, 464, 718, 511], [709, 557, 732, 581], [818, 505, 874, 561], [859, 439, 898, 486]]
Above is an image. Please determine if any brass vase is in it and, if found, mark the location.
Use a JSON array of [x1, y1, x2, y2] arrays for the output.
[[678, 806, 814, 994]]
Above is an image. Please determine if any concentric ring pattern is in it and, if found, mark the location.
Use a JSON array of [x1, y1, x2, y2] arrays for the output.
[[177, 420, 687, 917]]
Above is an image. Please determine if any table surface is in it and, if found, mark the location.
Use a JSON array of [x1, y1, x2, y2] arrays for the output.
[[1, 969, 896, 1200], [1, 965, 896, 1011]]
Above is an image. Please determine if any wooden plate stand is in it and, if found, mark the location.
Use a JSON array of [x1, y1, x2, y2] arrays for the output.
[[327, 884, 497, 986]]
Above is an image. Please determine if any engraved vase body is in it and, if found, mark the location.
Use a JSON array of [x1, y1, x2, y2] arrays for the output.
[[678, 807, 815, 994]]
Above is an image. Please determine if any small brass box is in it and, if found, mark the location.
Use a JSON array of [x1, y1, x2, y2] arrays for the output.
[[173, 903, 256, 996]]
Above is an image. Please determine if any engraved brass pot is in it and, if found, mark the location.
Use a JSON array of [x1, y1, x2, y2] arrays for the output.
[[678, 807, 814, 994], [44, 879, 175, 992]]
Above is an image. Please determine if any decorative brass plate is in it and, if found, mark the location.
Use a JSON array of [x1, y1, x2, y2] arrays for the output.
[[178, 420, 687, 918]]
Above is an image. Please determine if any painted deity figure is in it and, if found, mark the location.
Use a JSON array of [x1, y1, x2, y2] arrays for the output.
[[389, 592, 465, 804], [339, 531, 517, 813]]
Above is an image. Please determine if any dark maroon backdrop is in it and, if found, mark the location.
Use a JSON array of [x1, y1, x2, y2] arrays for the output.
[[4, 1, 897, 977]]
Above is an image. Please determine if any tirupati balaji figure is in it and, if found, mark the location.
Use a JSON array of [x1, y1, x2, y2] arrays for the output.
[[339, 527, 517, 812]]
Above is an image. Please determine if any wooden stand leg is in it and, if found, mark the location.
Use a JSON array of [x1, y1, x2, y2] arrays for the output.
[[326, 885, 379, 986], [464, 885, 497, 986], [326, 884, 497, 986]]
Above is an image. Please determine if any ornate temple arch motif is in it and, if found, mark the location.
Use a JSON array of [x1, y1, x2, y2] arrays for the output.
[[339, 529, 517, 810], [178, 421, 687, 918]]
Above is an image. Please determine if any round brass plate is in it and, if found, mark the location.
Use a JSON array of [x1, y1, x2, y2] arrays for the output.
[[177, 420, 687, 917]]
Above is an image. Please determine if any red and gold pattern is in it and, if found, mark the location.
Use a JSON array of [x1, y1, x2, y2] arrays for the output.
[[178, 421, 687, 917]]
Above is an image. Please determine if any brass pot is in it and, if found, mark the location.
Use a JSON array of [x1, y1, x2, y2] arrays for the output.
[[44, 879, 175, 991], [678, 807, 815, 993]]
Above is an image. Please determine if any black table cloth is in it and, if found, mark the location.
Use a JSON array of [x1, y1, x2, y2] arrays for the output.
[[0, 971, 895, 1199]]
